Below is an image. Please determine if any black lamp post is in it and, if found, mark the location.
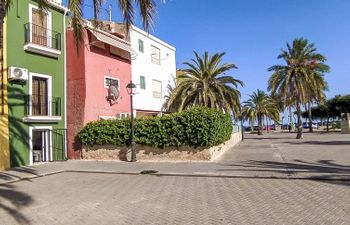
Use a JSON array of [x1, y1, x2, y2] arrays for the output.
[[126, 81, 137, 162]]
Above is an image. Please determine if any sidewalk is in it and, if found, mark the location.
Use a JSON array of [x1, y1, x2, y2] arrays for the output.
[[1, 132, 349, 185]]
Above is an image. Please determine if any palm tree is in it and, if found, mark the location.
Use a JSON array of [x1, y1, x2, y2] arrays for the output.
[[69, 0, 156, 46], [1, 0, 156, 49], [162, 73, 177, 112], [242, 90, 280, 135], [304, 73, 328, 132], [268, 38, 330, 139], [166, 51, 244, 116], [0, 0, 156, 113]]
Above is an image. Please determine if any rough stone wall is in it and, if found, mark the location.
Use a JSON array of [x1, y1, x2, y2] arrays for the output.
[[82, 133, 242, 162]]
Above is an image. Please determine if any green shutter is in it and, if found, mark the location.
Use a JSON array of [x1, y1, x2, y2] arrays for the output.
[[138, 39, 144, 53], [140, 76, 146, 89]]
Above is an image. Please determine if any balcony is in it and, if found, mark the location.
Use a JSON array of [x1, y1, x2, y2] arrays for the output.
[[24, 23, 61, 58], [22, 95, 62, 123]]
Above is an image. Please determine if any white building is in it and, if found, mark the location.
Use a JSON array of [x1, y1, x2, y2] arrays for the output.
[[106, 22, 176, 117]]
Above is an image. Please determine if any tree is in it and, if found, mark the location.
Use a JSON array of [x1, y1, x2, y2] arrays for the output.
[[0, 0, 157, 114], [68, 0, 156, 46], [166, 51, 244, 116], [304, 72, 328, 132], [268, 38, 330, 139], [242, 90, 280, 135]]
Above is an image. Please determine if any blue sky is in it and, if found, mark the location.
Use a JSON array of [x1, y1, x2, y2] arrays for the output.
[[66, 0, 350, 101]]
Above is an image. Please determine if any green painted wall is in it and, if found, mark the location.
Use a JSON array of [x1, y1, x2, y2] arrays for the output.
[[6, 0, 66, 166]]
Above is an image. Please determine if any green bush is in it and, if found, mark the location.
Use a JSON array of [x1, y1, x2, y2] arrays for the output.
[[79, 107, 233, 148]]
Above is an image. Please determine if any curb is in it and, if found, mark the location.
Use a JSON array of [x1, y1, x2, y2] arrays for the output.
[[2, 169, 350, 185]]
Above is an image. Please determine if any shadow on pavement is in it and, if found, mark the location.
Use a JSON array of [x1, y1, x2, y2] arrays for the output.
[[282, 141, 350, 145], [0, 166, 38, 182], [0, 183, 33, 224], [218, 159, 350, 186]]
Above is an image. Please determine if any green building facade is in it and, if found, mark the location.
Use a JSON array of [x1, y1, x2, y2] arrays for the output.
[[6, 0, 67, 167]]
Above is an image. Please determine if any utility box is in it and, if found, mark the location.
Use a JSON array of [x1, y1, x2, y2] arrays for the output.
[[341, 113, 350, 134]]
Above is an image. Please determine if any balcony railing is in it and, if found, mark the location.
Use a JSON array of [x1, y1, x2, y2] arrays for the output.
[[25, 23, 61, 51], [24, 95, 61, 117]]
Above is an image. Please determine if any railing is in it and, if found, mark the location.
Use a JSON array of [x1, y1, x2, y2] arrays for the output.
[[24, 23, 61, 51], [24, 95, 61, 117]]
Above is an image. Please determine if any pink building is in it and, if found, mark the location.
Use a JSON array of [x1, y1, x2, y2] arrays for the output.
[[66, 24, 133, 159]]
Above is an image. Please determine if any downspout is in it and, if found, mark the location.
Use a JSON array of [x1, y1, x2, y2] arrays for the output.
[[63, 7, 68, 159]]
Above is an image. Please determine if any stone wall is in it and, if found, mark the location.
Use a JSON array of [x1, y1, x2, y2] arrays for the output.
[[82, 132, 242, 162]]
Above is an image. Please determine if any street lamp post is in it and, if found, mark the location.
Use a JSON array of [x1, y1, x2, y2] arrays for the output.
[[126, 81, 137, 162]]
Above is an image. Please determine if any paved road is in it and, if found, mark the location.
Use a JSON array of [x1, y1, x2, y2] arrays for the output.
[[219, 132, 350, 179], [1, 172, 349, 225], [0, 132, 349, 224]]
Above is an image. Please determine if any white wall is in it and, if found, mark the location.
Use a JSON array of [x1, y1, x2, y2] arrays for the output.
[[129, 26, 176, 114]]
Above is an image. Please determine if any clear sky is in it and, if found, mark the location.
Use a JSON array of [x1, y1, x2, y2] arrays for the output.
[[66, 0, 350, 101]]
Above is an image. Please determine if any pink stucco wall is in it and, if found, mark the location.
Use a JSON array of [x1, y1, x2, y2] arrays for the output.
[[66, 30, 132, 159], [83, 31, 131, 123]]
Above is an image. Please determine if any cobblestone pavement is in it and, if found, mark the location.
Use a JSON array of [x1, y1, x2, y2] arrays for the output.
[[219, 132, 350, 179], [0, 172, 349, 225]]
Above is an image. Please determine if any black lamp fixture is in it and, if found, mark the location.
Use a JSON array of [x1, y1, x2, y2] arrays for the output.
[[126, 81, 137, 162]]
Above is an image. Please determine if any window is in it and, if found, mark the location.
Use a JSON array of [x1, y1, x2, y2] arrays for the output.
[[31, 8, 49, 46], [152, 80, 162, 99], [32, 76, 48, 116], [151, 45, 160, 65], [29, 4, 52, 48], [140, 76, 146, 90], [138, 39, 144, 53], [104, 76, 119, 88]]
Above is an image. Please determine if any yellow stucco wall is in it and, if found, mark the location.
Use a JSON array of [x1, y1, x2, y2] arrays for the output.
[[0, 17, 10, 170]]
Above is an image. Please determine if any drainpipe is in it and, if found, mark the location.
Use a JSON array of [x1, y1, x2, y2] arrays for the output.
[[63, 7, 68, 159]]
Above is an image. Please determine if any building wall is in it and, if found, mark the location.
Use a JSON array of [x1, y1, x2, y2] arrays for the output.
[[129, 26, 176, 114], [6, 0, 66, 166], [66, 30, 132, 159], [83, 31, 132, 123], [66, 30, 86, 159]]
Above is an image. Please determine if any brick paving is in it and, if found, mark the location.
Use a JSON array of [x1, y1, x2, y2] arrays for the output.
[[0, 132, 349, 224], [0, 172, 349, 225]]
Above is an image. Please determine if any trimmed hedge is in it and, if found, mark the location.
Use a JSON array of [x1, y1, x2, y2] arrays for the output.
[[79, 107, 233, 148]]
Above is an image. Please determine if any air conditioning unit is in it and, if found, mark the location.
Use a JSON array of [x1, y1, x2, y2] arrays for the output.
[[8, 67, 29, 81]]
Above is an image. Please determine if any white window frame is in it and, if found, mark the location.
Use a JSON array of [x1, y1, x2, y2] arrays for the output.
[[104, 75, 120, 89], [24, 4, 61, 58], [29, 4, 52, 48], [28, 72, 52, 116], [152, 79, 163, 99], [151, 45, 161, 65], [23, 72, 61, 123], [29, 126, 53, 166]]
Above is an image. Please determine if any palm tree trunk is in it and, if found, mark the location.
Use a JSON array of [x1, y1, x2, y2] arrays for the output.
[[258, 115, 263, 135], [326, 116, 330, 132], [289, 107, 293, 132], [308, 102, 313, 132], [296, 99, 303, 139]]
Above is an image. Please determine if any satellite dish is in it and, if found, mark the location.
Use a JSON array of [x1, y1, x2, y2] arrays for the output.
[[107, 85, 120, 101], [13, 68, 23, 78]]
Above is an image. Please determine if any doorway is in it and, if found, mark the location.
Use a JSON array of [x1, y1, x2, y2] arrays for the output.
[[31, 129, 51, 163]]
